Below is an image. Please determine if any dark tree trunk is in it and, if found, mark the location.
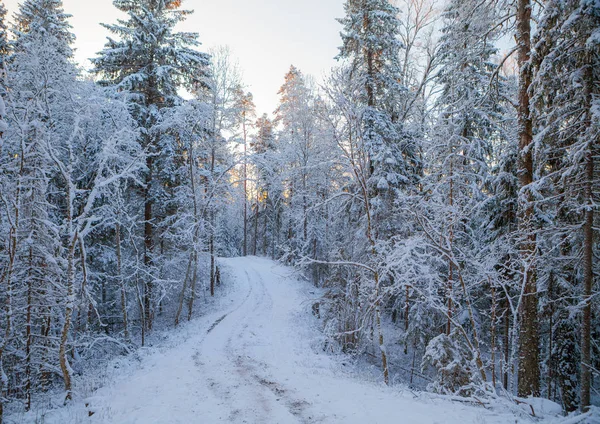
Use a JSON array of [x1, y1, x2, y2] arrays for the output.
[[580, 149, 594, 411], [516, 0, 540, 398], [144, 155, 154, 331]]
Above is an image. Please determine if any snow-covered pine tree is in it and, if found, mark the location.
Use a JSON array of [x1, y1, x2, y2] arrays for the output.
[[0, 0, 78, 409], [333, 0, 425, 386], [412, 0, 511, 392], [275, 66, 315, 261], [93, 0, 210, 330], [233, 88, 256, 256], [531, 0, 600, 411], [337, 0, 420, 207], [205, 46, 243, 296], [250, 113, 281, 257], [274, 66, 338, 284], [12, 0, 75, 58], [0, 2, 8, 72], [0, 0, 144, 407], [319, 63, 391, 383]]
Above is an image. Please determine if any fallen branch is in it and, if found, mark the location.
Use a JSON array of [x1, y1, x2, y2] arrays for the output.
[[513, 398, 536, 417]]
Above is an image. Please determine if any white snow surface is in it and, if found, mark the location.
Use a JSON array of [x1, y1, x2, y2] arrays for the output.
[[23, 257, 567, 424]]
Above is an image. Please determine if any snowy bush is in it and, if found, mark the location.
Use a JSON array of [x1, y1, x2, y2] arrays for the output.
[[422, 333, 482, 397]]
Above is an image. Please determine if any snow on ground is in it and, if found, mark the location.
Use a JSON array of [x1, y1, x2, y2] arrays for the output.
[[17, 257, 572, 423]]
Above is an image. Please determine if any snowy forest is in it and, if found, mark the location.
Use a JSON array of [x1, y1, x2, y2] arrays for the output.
[[0, 0, 598, 422]]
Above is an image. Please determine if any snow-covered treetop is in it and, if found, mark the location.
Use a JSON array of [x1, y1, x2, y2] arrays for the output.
[[252, 113, 276, 154], [93, 0, 210, 109], [337, 0, 404, 97], [0, 3, 8, 64], [12, 0, 75, 57], [275, 65, 313, 133]]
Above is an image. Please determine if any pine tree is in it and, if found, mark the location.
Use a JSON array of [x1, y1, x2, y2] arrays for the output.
[[335, 0, 418, 386], [532, 0, 600, 410], [416, 0, 511, 390], [275, 66, 315, 259], [2, 0, 79, 407], [93, 0, 210, 330], [337, 0, 419, 197], [233, 88, 256, 256], [0, 2, 9, 71], [12, 0, 74, 58], [250, 113, 279, 257]]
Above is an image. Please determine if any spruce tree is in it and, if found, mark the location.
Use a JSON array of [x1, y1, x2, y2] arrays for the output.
[[12, 0, 74, 58], [532, 0, 600, 410], [0, 2, 9, 71], [337, 0, 419, 196], [93, 0, 210, 330], [2, 0, 78, 407]]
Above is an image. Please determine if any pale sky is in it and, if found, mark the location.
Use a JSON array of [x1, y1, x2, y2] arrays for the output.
[[3, 0, 345, 115]]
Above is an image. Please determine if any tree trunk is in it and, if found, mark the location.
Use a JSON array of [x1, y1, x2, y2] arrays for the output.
[[144, 156, 154, 331], [210, 147, 216, 296], [580, 149, 594, 412], [253, 190, 259, 256], [491, 283, 497, 389], [446, 159, 454, 336], [516, 0, 540, 398], [0, 226, 16, 423], [0, 149, 22, 422], [25, 248, 33, 410], [243, 115, 248, 256], [116, 223, 129, 340], [374, 272, 389, 385], [175, 253, 193, 326], [188, 252, 199, 321], [262, 196, 268, 255], [187, 136, 202, 318], [59, 234, 78, 404]]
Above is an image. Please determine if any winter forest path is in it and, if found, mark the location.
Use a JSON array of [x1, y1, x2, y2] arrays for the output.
[[69, 257, 523, 423]]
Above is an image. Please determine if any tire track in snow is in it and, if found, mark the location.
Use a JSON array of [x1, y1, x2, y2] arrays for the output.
[[224, 264, 319, 423], [192, 264, 287, 423]]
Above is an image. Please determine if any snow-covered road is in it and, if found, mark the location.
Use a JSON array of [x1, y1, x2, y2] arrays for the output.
[[60, 257, 533, 423]]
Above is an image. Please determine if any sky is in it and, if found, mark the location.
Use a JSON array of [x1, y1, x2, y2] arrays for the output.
[[3, 0, 345, 115]]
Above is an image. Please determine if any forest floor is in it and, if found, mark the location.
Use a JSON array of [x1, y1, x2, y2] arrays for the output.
[[15, 257, 575, 423]]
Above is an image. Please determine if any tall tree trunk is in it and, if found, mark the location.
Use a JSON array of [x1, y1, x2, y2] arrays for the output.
[[516, 0, 540, 398], [253, 190, 259, 256], [59, 233, 77, 404], [243, 115, 248, 256], [0, 224, 17, 424], [0, 146, 23, 423], [491, 283, 497, 389], [374, 272, 389, 385], [262, 196, 268, 256], [175, 253, 193, 326], [144, 156, 154, 331], [580, 148, 594, 412], [25, 248, 33, 411], [116, 223, 129, 340], [579, 49, 595, 412], [188, 252, 199, 321], [446, 159, 454, 336], [210, 148, 216, 297], [187, 137, 202, 318]]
